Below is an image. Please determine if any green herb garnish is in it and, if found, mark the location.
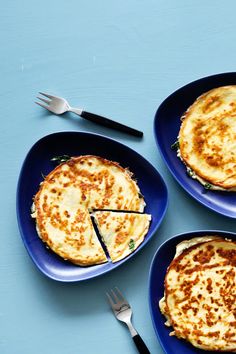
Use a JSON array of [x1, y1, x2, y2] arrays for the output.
[[128, 238, 135, 251], [204, 183, 212, 190], [51, 155, 71, 164], [171, 140, 180, 151], [186, 167, 195, 177]]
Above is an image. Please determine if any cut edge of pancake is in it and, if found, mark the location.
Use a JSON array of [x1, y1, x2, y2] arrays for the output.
[[93, 211, 152, 262], [32, 204, 108, 266]]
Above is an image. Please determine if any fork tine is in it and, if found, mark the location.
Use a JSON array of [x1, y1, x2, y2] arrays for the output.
[[111, 289, 120, 303], [106, 292, 115, 308], [37, 96, 50, 104], [38, 91, 55, 99], [35, 101, 54, 113], [115, 287, 127, 303]]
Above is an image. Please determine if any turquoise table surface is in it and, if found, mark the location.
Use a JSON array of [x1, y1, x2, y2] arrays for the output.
[[1, 1, 236, 353]]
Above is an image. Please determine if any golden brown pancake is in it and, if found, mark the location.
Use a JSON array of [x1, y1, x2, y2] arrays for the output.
[[93, 211, 151, 262], [32, 155, 146, 266], [160, 237, 236, 351], [179, 85, 236, 190]]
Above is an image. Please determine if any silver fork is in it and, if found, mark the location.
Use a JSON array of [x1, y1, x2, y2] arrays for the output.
[[35, 92, 143, 137], [106, 288, 150, 354]]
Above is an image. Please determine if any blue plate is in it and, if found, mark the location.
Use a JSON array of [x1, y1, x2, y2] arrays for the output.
[[16, 131, 168, 282], [154, 72, 236, 218], [149, 229, 236, 354]]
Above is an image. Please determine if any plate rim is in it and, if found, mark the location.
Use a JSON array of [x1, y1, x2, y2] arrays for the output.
[[148, 229, 236, 354], [16, 130, 169, 282], [154, 72, 236, 219]]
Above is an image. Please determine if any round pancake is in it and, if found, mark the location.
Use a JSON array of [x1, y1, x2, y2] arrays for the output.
[[162, 238, 236, 351], [32, 155, 145, 265], [93, 211, 151, 262], [179, 85, 236, 190]]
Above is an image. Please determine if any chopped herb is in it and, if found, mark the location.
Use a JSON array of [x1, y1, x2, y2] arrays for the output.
[[51, 155, 71, 164], [171, 140, 180, 151], [186, 167, 194, 177], [204, 183, 212, 190], [41, 172, 46, 179], [128, 238, 135, 251]]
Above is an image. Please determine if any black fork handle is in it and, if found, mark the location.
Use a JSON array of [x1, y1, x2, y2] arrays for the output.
[[133, 334, 150, 354], [80, 111, 143, 137]]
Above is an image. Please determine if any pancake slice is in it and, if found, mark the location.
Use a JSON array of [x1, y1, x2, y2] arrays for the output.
[[178, 85, 236, 190], [93, 211, 151, 262], [160, 237, 236, 351]]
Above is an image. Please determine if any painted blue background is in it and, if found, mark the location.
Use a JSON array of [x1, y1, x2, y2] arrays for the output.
[[1, 1, 236, 353]]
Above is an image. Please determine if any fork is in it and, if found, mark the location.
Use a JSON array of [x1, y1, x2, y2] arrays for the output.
[[35, 92, 143, 137], [106, 288, 150, 354]]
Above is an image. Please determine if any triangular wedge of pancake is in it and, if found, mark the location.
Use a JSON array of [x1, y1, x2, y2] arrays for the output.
[[178, 85, 236, 191], [159, 236, 236, 351], [93, 211, 151, 262], [32, 155, 149, 266]]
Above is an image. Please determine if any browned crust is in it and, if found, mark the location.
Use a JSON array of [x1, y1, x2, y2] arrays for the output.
[[33, 155, 145, 266], [163, 237, 236, 352], [34, 154, 143, 215], [179, 86, 236, 189], [94, 211, 151, 262]]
